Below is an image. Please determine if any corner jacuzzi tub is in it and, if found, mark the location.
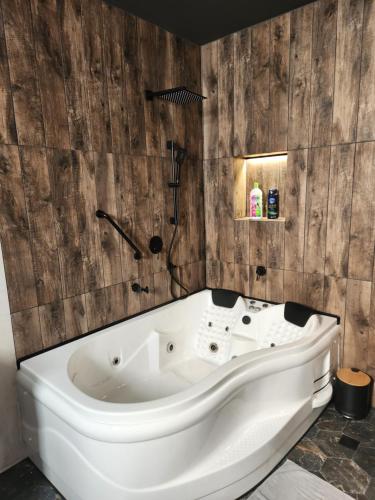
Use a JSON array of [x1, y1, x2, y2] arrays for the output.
[[17, 289, 340, 500]]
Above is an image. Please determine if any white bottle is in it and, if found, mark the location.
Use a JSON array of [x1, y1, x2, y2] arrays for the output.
[[249, 182, 263, 219]]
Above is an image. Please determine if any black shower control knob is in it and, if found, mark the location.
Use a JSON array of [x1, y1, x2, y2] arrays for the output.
[[149, 236, 163, 254]]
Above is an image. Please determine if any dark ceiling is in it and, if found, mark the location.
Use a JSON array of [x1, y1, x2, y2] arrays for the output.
[[106, 0, 314, 45]]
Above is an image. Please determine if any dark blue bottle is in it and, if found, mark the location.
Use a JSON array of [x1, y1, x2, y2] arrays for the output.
[[267, 188, 279, 219]]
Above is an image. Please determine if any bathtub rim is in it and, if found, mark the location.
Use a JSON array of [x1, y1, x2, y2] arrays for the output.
[[16, 287, 340, 368]]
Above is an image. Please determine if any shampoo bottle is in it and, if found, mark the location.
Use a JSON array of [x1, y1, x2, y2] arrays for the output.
[[249, 182, 263, 219]]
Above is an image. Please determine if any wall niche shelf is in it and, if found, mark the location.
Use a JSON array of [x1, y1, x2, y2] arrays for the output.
[[235, 216, 286, 222], [233, 153, 288, 221]]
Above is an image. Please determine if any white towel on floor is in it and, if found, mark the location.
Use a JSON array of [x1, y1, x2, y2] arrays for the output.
[[248, 460, 354, 500]]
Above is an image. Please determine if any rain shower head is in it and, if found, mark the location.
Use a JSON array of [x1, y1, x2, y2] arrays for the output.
[[145, 86, 206, 105]]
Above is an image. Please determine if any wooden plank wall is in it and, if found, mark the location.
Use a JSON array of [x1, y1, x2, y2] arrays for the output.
[[202, 0, 375, 396], [0, 0, 205, 359]]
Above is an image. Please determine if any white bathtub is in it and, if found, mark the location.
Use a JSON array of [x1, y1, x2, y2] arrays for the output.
[[17, 289, 340, 500]]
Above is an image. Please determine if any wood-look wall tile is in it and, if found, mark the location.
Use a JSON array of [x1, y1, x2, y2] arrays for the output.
[[75, 151, 104, 292], [233, 158, 247, 218], [233, 27, 252, 156], [323, 275, 347, 322], [85, 284, 126, 330], [191, 260, 206, 291], [288, 4, 313, 150], [2, 0, 45, 146], [0, 0, 205, 360], [332, 0, 363, 144], [19, 147, 53, 231], [1, 229, 38, 312], [11, 307, 42, 359], [348, 141, 375, 281], [123, 280, 141, 317], [153, 270, 172, 306], [106, 282, 126, 322], [250, 21, 270, 154], [179, 263, 192, 296], [367, 283, 375, 384], [234, 263, 250, 296], [176, 156, 191, 266], [183, 42, 203, 160], [303, 272, 324, 310], [269, 14, 290, 152], [206, 260, 220, 289], [95, 151, 122, 286], [131, 156, 153, 277], [0, 2, 17, 144], [169, 36, 186, 149], [139, 274, 155, 310], [30, 0, 70, 149], [204, 159, 220, 261], [266, 268, 284, 303], [249, 222, 267, 266], [344, 279, 371, 370], [357, 0, 375, 142], [81, 0, 111, 152], [63, 294, 88, 340], [0, 144, 28, 233], [156, 29, 173, 155], [113, 154, 138, 282], [303, 147, 330, 274], [325, 144, 355, 277], [138, 19, 160, 157], [201, 41, 218, 159], [59, 0, 91, 150], [48, 148, 85, 298], [234, 220, 250, 264], [218, 35, 234, 158], [188, 158, 205, 263], [283, 270, 305, 303], [218, 158, 234, 263], [123, 13, 146, 155], [266, 223, 285, 269], [39, 299, 66, 349], [20, 147, 62, 305], [309, 0, 337, 147], [218, 261, 235, 290], [284, 149, 308, 272], [102, 3, 130, 155], [84, 287, 107, 331]]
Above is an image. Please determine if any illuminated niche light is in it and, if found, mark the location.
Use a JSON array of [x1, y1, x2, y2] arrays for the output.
[[244, 152, 287, 165]]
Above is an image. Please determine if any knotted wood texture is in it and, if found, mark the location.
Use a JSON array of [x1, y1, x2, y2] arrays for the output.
[[0, 0, 205, 358], [202, 0, 375, 401]]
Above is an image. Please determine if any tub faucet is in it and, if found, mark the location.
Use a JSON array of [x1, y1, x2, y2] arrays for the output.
[[131, 283, 149, 294]]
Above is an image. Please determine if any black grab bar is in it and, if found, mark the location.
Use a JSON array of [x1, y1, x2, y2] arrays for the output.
[[96, 210, 142, 260]]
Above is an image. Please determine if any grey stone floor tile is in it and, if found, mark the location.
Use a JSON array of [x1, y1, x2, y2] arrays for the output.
[[0, 459, 63, 500], [321, 457, 370, 497], [354, 446, 375, 477]]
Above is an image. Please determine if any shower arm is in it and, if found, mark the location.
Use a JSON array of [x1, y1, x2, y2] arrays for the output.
[[96, 210, 142, 260]]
